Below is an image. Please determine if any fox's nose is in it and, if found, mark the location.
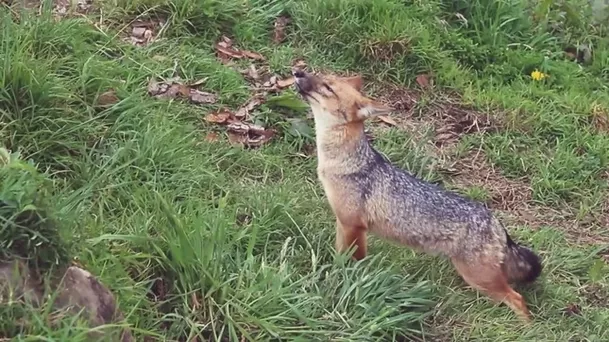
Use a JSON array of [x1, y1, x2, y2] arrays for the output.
[[292, 68, 306, 79]]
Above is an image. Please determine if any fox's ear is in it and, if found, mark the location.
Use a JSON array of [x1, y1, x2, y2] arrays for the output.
[[357, 101, 392, 119], [342, 75, 363, 91]]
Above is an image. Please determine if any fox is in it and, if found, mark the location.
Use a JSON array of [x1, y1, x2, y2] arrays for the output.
[[291, 68, 542, 321]]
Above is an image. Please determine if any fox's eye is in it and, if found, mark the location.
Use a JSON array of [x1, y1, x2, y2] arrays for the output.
[[322, 82, 336, 96]]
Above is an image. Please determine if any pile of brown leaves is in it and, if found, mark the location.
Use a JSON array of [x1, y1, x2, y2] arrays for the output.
[[204, 104, 275, 147], [142, 14, 299, 148], [200, 32, 302, 148]]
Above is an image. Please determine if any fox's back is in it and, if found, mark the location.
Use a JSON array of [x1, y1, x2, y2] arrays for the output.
[[319, 139, 506, 258]]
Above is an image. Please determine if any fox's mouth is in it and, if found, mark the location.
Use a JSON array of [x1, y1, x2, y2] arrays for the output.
[[292, 68, 314, 100]]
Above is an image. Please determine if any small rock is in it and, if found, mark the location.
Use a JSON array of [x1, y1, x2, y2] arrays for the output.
[[54, 266, 134, 342], [132, 27, 147, 38], [0, 260, 43, 306], [0, 262, 133, 341]]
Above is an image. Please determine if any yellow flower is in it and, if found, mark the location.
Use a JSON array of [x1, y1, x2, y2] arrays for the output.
[[531, 69, 547, 81]]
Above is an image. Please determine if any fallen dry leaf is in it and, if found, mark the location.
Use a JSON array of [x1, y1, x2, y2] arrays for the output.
[[276, 76, 295, 89], [128, 19, 164, 47], [148, 77, 217, 105], [227, 122, 274, 148], [52, 0, 93, 17], [242, 50, 265, 61], [215, 35, 265, 62], [189, 89, 217, 104], [216, 38, 243, 61], [262, 76, 278, 89], [242, 64, 262, 82], [227, 121, 264, 134], [257, 75, 295, 93], [235, 95, 265, 119], [377, 115, 397, 126], [189, 78, 209, 87], [191, 293, 201, 311], [273, 16, 291, 44], [96, 90, 119, 107], [204, 132, 220, 142], [293, 59, 307, 69], [205, 109, 233, 124], [147, 77, 181, 97], [416, 74, 431, 89]]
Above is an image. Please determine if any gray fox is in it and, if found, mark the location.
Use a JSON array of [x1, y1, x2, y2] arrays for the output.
[[292, 68, 542, 321]]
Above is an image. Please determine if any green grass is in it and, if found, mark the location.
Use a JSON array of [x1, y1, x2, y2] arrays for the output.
[[1, 0, 609, 340]]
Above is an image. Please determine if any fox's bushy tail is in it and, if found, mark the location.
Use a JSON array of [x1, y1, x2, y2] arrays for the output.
[[502, 231, 542, 284]]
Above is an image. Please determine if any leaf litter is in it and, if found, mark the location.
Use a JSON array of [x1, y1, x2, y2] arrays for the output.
[[240, 64, 295, 93], [204, 105, 275, 148], [207, 42, 305, 147], [168, 35, 309, 148], [204, 109, 233, 124], [235, 95, 266, 120], [95, 89, 120, 108], [227, 121, 275, 148], [148, 77, 217, 105], [377, 115, 398, 126], [127, 19, 166, 47], [273, 15, 291, 44], [215, 36, 265, 64]]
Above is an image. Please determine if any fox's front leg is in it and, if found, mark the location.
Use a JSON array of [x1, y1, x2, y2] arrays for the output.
[[335, 218, 367, 260]]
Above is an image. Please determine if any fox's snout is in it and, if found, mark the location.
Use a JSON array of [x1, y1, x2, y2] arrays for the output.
[[292, 68, 317, 97]]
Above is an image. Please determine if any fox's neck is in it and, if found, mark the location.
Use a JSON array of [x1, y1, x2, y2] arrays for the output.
[[315, 120, 370, 165]]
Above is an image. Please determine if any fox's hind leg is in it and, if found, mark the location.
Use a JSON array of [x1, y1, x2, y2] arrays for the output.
[[451, 258, 531, 322], [335, 218, 367, 260]]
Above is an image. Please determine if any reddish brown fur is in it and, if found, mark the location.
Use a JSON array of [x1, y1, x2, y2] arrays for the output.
[[326, 183, 368, 260], [452, 258, 531, 321], [336, 219, 368, 260]]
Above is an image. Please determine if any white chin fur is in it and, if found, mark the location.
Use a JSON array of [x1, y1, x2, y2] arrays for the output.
[[311, 107, 343, 132]]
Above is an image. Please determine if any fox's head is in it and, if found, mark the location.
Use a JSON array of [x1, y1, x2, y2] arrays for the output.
[[292, 69, 392, 130]]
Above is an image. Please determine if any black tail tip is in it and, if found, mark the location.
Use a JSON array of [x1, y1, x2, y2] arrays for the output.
[[520, 246, 542, 283], [505, 229, 542, 283]]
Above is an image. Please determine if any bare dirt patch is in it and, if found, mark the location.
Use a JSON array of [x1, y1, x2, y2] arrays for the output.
[[579, 283, 609, 308], [441, 149, 609, 244], [372, 84, 499, 147], [443, 148, 532, 211], [425, 93, 497, 147]]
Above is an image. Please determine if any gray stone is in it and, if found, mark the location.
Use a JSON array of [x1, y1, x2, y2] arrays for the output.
[[0, 260, 43, 306], [53, 266, 134, 342], [0, 262, 134, 341]]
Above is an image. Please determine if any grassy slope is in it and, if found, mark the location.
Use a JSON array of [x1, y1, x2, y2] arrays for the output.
[[1, 0, 608, 340]]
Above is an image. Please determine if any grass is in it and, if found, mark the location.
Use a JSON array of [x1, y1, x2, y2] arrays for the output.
[[1, 0, 609, 340]]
